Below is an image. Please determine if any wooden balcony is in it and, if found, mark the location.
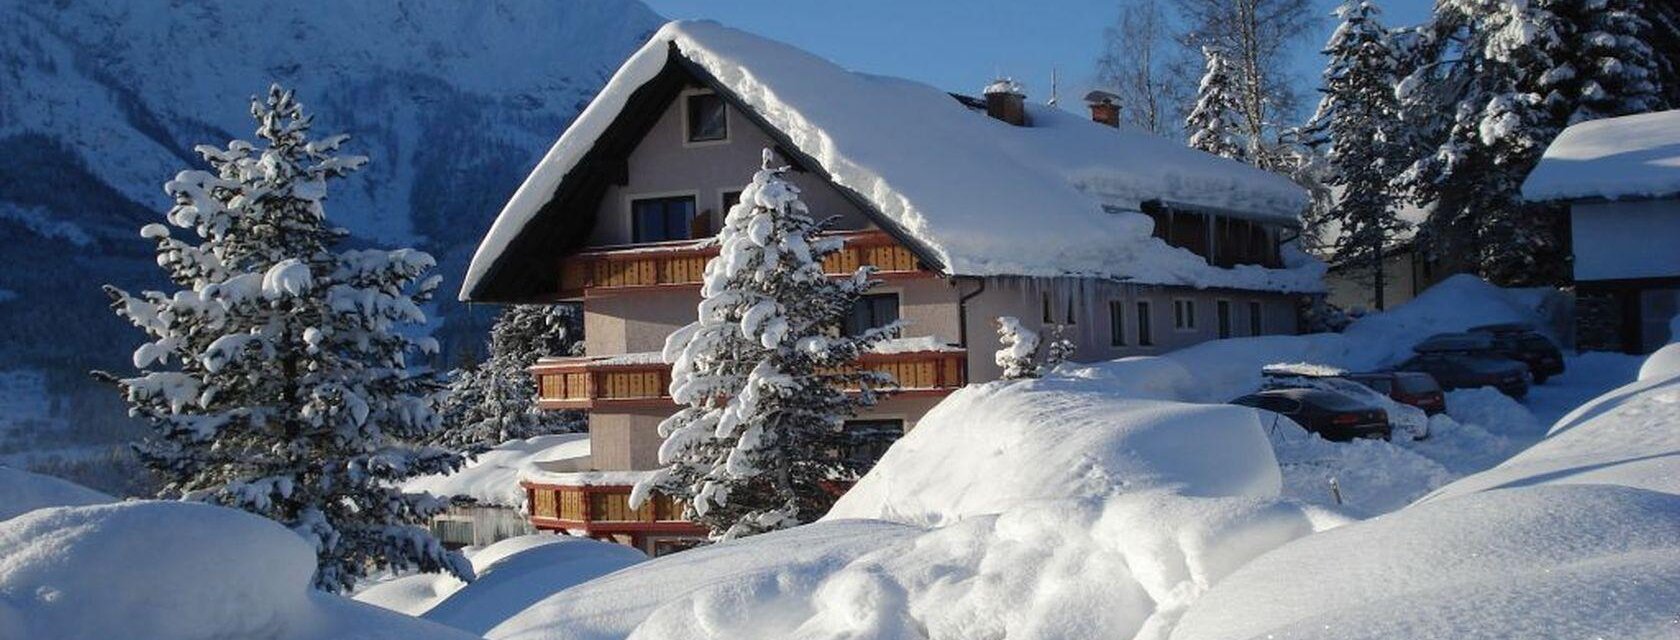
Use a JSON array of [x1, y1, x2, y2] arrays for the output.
[[531, 346, 967, 411], [558, 229, 928, 298], [523, 479, 707, 552]]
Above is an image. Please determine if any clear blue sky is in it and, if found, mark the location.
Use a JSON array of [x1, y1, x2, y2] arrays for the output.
[[642, 0, 1433, 115]]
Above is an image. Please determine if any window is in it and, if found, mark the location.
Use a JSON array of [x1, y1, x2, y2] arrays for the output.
[[1217, 300, 1232, 339], [631, 196, 696, 243], [1248, 301, 1263, 336], [1173, 299, 1196, 331], [1136, 301, 1153, 346], [845, 293, 900, 336], [1043, 293, 1075, 324], [722, 190, 742, 212], [685, 92, 728, 142], [1109, 301, 1126, 347], [842, 419, 905, 467]]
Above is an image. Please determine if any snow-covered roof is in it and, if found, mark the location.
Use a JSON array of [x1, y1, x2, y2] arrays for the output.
[[1523, 109, 1680, 202], [462, 21, 1315, 300], [404, 434, 591, 507]]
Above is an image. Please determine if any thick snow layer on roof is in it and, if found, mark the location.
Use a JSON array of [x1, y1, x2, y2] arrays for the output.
[[0, 501, 475, 640], [463, 21, 1316, 299], [520, 468, 652, 487], [406, 434, 590, 507], [1522, 109, 1680, 202], [0, 466, 113, 521]]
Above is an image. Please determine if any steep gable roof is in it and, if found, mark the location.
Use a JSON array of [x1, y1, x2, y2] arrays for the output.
[[1523, 109, 1680, 203], [462, 21, 1317, 301]]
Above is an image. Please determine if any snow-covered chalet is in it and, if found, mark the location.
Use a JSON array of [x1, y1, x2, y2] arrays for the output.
[[460, 21, 1322, 553], [1524, 109, 1680, 354]]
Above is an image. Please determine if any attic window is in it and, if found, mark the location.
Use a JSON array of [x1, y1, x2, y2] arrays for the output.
[[686, 92, 727, 143]]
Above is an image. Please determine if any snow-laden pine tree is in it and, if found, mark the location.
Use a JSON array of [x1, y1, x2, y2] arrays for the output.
[[1187, 46, 1248, 161], [102, 85, 470, 592], [630, 150, 894, 540], [995, 316, 1042, 380], [434, 304, 583, 453], [1397, 0, 1668, 285], [1303, 0, 1411, 309]]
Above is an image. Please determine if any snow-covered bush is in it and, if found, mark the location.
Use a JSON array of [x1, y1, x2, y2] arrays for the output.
[[101, 85, 466, 592], [632, 150, 894, 540], [993, 316, 1041, 379], [435, 304, 584, 453]]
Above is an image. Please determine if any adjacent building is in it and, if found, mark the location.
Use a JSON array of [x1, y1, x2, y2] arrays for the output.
[[1524, 109, 1680, 354], [459, 22, 1319, 553]]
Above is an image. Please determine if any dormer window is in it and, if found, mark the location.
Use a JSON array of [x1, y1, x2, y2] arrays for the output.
[[685, 91, 728, 143]]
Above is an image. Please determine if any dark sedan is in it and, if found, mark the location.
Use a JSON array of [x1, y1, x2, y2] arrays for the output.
[[1468, 323, 1566, 383], [1232, 388, 1391, 442], [1397, 335, 1531, 399]]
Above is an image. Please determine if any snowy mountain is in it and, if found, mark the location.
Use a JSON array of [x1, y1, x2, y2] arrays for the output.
[[0, 0, 663, 487]]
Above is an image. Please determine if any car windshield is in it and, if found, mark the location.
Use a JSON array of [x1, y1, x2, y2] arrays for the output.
[[1518, 335, 1556, 350], [1395, 374, 1440, 394]]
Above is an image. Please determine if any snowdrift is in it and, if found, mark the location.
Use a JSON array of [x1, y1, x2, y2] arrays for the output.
[[359, 534, 645, 635], [0, 500, 475, 640], [488, 377, 1341, 640], [1171, 484, 1680, 640], [0, 466, 114, 521]]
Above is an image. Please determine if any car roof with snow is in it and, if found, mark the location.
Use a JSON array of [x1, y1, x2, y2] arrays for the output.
[[1522, 108, 1680, 203], [1413, 333, 1496, 353], [460, 20, 1311, 301]]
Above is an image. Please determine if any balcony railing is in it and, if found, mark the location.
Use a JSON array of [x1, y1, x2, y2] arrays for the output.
[[531, 347, 966, 411], [559, 229, 927, 298], [523, 479, 708, 552]]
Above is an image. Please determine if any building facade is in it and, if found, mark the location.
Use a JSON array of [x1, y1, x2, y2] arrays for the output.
[[461, 22, 1319, 553]]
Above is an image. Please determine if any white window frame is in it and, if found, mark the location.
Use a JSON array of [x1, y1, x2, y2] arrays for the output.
[[1173, 298, 1197, 332], [680, 88, 731, 148]]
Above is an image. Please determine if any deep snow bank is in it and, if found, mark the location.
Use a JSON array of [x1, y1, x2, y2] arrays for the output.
[[0, 501, 475, 640], [0, 466, 114, 521], [824, 379, 1283, 526], [490, 377, 1341, 640], [1171, 484, 1680, 640]]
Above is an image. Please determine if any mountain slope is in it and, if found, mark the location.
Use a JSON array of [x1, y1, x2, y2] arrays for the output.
[[0, 0, 664, 491]]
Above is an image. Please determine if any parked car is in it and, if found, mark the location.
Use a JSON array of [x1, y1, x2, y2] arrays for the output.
[[1260, 364, 1430, 440], [1346, 371, 1447, 416], [1231, 388, 1392, 442], [1399, 333, 1531, 398], [1468, 322, 1566, 383]]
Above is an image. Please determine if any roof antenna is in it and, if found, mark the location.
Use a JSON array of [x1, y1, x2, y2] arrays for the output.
[[1049, 67, 1060, 107]]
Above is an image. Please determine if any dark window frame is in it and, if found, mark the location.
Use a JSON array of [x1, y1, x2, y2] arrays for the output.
[[1136, 300, 1154, 346], [1248, 301, 1263, 336], [844, 292, 901, 337], [1217, 299, 1232, 339], [685, 91, 728, 143], [1109, 300, 1127, 347], [842, 418, 905, 466], [631, 195, 698, 244]]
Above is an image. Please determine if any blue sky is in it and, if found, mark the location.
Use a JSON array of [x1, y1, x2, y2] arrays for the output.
[[642, 0, 1433, 117]]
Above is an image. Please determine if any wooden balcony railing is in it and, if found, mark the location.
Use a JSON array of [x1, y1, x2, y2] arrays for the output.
[[523, 480, 707, 550], [531, 347, 966, 411], [559, 229, 927, 298]]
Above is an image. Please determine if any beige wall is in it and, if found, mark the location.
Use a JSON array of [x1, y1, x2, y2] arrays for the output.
[[964, 278, 1301, 382], [587, 85, 873, 247], [589, 408, 670, 471], [1326, 251, 1422, 313]]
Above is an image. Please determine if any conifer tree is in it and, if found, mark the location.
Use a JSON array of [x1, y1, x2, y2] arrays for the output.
[[434, 304, 583, 453], [631, 150, 893, 540], [994, 316, 1042, 380], [1187, 46, 1248, 161], [1397, 0, 1668, 285], [102, 85, 469, 592], [1304, 0, 1410, 309]]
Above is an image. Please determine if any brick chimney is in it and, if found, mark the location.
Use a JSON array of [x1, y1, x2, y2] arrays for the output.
[[1084, 90, 1121, 128], [983, 78, 1028, 126]]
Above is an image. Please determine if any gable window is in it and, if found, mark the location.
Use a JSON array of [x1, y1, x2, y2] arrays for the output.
[[1136, 301, 1154, 346], [1173, 299, 1196, 331], [632, 196, 696, 243], [1109, 301, 1126, 347], [1248, 301, 1263, 336], [686, 92, 728, 142], [845, 293, 900, 336], [1217, 299, 1232, 339]]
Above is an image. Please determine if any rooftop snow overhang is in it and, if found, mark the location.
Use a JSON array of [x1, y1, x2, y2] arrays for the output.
[[460, 21, 1315, 303]]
